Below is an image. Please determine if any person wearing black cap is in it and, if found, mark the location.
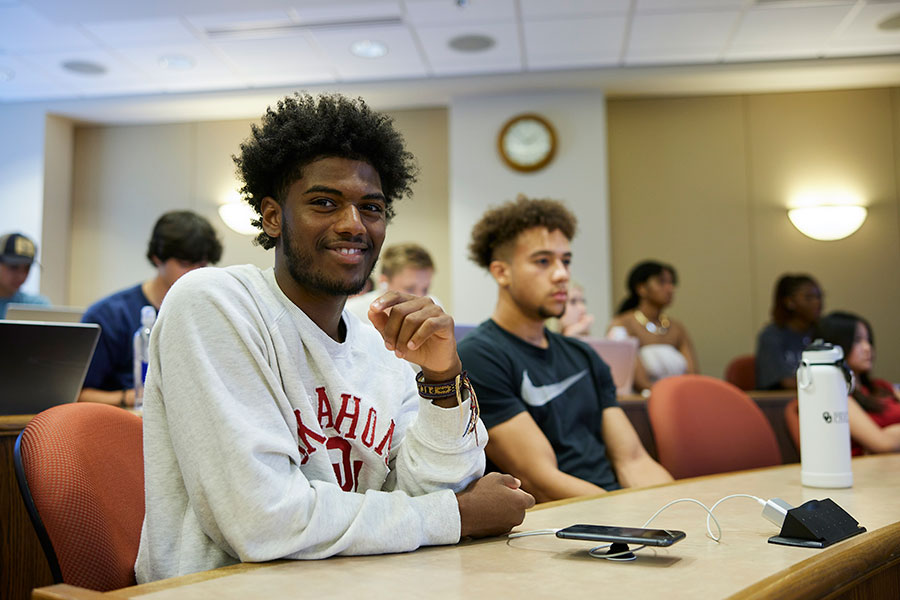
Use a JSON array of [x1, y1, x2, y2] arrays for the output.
[[0, 232, 50, 318]]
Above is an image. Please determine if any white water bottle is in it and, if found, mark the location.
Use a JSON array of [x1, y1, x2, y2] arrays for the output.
[[797, 342, 853, 488], [132, 305, 156, 410]]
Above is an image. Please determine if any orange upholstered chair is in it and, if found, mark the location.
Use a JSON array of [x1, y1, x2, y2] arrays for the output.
[[648, 375, 781, 479], [784, 398, 801, 455], [724, 354, 756, 391], [14, 403, 144, 591]]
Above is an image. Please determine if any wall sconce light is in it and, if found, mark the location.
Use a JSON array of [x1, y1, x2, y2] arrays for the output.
[[218, 196, 258, 236], [787, 205, 867, 241]]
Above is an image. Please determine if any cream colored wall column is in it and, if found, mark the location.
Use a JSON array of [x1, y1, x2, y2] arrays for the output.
[[449, 91, 612, 328], [0, 106, 48, 297]]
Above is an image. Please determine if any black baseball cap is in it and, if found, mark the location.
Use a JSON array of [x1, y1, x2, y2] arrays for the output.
[[0, 233, 38, 266]]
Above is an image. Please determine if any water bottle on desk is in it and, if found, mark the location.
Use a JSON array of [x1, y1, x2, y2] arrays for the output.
[[132, 305, 156, 410], [797, 341, 854, 488]]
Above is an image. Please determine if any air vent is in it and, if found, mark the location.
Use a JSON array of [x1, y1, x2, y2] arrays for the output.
[[206, 17, 403, 40]]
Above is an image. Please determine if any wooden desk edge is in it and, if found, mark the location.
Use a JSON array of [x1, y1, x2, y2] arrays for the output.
[[728, 520, 900, 600], [32, 561, 272, 600]]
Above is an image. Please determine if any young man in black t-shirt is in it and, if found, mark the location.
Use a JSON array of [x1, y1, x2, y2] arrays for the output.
[[458, 196, 672, 503]]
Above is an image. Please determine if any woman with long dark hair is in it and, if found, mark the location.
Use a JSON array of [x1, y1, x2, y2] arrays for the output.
[[819, 311, 900, 454], [755, 274, 822, 390], [607, 260, 697, 392]]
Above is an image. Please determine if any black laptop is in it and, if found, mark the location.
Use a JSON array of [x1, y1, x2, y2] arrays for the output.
[[0, 320, 101, 415]]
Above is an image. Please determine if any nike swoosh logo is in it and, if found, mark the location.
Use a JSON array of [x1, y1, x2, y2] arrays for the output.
[[520, 369, 588, 407]]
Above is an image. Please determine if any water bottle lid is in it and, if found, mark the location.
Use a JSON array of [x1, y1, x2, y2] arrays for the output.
[[801, 340, 843, 364], [140, 305, 157, 327]]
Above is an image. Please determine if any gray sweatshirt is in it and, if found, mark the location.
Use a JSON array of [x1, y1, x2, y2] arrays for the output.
[[135, 265, 486, 583]]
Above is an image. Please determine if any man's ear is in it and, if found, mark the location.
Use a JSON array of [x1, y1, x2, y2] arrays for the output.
[[489, 260, 510, 287], [260, 197, 282, 240]]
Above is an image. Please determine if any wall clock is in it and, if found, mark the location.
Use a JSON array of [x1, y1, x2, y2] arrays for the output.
[[497, 113, 557, 173]]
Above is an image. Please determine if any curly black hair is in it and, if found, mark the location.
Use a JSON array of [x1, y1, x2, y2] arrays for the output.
[[468, 195, 577, 269], [234, 93, 418, 249]]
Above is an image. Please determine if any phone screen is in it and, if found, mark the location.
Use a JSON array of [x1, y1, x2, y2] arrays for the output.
[[555, 524, 686, 546]]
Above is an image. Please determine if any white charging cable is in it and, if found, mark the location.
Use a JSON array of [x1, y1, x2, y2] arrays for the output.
[[507, 493, 794, 560]]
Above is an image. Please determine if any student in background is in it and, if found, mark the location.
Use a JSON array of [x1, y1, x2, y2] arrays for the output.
[[0, 232, 50, 317], [79, 211, 222, 407], [819, 311, 900, 454], [345, 242, 437, 323], [546, 280, 594, 338], [459, 196, 671, 503], [755, 274, 822, 390], [607, 260, 697, 392]]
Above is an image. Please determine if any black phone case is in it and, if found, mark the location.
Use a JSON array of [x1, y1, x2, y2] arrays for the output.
[[555, 525, 686, 546]]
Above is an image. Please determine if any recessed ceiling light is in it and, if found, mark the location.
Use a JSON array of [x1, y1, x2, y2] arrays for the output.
[[0, 67, 13, 82], [350, 39, 388, 59], [878, 13, 900, 31], [158, 54, 196, 71], [448, 34, 495, 53], [61, 60, 106, 76]]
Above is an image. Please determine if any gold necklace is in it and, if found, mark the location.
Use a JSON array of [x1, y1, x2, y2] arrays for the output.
[[634, 309, 670, 335]]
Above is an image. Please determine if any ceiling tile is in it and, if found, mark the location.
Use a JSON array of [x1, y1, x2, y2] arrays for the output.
[[0, 4, 97, 52], [727, 4, 853, 57], [833, 2, 900, 41], [16, 47, 152, 94], [627, 10, 739, 62], [309, 24, 427, 80], [213, 35, 336, 82], [184, 9, 295, 33], [520, 0, 630, 18], [415, 22, 521, 75], [289, 1, 402, 23], [0, 53, 76, 101], [524, 17, 625, 69], [25, 0, 300, 23], [636, 0, 743, 12], [823, 2, 900, 57], [404, 0, 516, 25], [113, 42, 236, 87], [80, 18, 198, 46]]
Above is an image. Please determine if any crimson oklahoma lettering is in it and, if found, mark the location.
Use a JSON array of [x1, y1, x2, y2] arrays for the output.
[[296, 388, 396, 470]]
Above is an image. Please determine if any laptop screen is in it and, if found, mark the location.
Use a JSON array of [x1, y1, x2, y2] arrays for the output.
[[5, 304, 85, 323], [0, 321, 100, 415], [584, 337, 639, 396]]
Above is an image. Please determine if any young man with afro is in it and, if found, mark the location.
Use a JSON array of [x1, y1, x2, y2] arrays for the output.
[[135, 94, 533, 583], [458, 196, 672, 504]]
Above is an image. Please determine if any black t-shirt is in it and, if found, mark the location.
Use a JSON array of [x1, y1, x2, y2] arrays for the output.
[[458, 320, 621, 491]]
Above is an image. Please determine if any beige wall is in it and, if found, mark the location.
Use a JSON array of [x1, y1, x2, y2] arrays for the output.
[[40, 115, 74, 304], [64, 89, 900, 382], [608, 88, 900, 382], [67, 108, 450, 311]]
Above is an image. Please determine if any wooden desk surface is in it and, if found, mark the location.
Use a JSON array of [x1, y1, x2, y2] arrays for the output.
[[35, 454, 900, 600]]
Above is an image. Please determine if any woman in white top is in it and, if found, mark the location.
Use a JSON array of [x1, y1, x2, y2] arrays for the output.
[[607, 260, 698, 393]]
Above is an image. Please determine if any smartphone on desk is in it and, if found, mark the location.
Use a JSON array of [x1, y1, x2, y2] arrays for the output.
[[556, 524, 686, 547]]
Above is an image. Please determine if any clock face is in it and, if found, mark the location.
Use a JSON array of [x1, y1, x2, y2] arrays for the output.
[[498, 114, 556, 172]]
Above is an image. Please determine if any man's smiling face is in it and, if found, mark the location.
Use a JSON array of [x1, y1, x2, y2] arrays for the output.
[[276, 156, 387, 296]]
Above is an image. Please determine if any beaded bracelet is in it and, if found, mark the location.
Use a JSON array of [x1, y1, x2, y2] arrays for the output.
[[415, 371, 480, 440]]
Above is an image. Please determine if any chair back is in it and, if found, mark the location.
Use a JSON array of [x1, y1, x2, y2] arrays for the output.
[[14, 403, 144, 591], [784, 398, 801, 455], [724, 354, 756, 391], [648, 375, 781, 479]]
